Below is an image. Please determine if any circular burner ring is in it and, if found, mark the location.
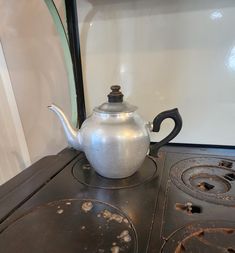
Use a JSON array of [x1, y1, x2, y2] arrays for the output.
[[170, 157, 235, 205], [183, 168, 232, 194], [0, 199, 138, 253], [72, 154, 157, 189], [161, 221, 235, 253]]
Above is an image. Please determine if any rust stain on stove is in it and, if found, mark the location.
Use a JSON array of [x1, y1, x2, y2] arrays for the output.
[[81, 201, 93, 212], [98, 209, 125, 223], [223, 228, 235, 234], [175, 243, 185, 253], [174, 227, 235, 253], [195, 230, 204, 237], [56, 209, 64, 214], [110, 246, 120, 253], [117, 230, 132, 243]]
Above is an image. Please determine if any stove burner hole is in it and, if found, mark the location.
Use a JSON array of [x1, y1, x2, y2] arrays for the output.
[[219, 160, 233, 169], [175, 203, 201, 215], [197, 182, 215, 191], [227, 248, 235, 253], [190, 205, 202, 214], [224, 173, 235, 181]]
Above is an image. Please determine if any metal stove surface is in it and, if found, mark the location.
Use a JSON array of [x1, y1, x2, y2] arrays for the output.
[[0, 151, 162, 253], [0, 199, 137, 253], [149, 145, 235, 253], [170, 157, 235, 205], [1, 145, 235, 253], [72, 155, 157, 189]]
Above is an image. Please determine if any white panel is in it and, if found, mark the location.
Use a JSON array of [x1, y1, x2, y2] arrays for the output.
[[77, 0, 235, 145], [0, 43, 30, 185], [0, 42, 31, 168], [0, 0, 71, 164]]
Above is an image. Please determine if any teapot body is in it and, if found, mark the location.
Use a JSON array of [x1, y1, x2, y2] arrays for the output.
[[48, 86, 182, 179], [80, 111, 150, 178]]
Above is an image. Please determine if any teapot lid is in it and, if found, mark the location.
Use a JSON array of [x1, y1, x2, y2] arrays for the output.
[[94, 85, 137, 114]]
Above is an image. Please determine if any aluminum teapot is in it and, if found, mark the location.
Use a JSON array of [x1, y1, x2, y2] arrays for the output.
[[49, 85, 182, 178]]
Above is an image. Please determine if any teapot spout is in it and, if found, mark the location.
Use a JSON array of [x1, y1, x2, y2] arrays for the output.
[[48, 104, 83, 151]]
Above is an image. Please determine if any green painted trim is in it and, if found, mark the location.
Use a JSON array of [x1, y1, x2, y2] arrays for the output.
[[44, 0, 77, 127]]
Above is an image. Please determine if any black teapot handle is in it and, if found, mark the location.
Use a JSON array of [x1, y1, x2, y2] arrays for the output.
[[149, 108, 182, 156]]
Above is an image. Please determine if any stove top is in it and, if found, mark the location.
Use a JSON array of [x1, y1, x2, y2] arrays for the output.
[[0, 151, 161, 253], [149, 146, 235, 253], [0, 199, 137, 253], [0, 145, 235, 253], [170, 157, 235, 205], [72, 155, 157, 189], [161, 221, 235, 253]]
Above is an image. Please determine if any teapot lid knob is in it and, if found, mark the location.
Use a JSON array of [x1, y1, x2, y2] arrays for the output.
[[108, 85, 124, 103]]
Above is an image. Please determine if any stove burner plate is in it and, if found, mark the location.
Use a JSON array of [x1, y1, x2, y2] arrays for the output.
[[161, 221, 235, 253], [170, 157, 235, 205], [72, 155, 157, 189], [0, 199, 137, 253]]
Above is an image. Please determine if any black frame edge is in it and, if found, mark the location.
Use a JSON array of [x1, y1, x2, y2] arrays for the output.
[[65, 0, 86, 127]]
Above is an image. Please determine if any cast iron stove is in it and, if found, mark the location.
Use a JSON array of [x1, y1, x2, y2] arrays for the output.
[[0, 145, 235, 253], [149, 145, 235, 253]]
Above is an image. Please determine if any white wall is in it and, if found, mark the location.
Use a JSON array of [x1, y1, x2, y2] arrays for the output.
[[77, 0, 235, 145], [0, 0, 71, 184], [0, 63, 27, 184]]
